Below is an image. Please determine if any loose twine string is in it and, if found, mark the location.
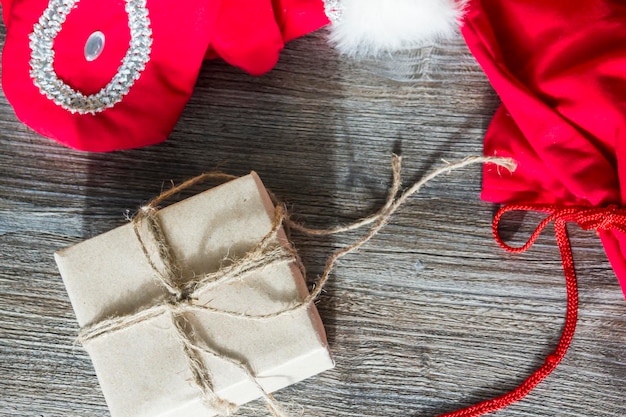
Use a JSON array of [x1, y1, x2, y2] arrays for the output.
[[76, 155, 515, 417]]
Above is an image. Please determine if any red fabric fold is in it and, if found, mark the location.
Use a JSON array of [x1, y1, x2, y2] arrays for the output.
[[208, 0, 285, 76], [205, 0, 328, 73], [272, 0, 329, 42], [462, 0, 626, 298]]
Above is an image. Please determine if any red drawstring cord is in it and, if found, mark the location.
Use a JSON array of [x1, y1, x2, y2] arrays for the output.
[[437, 204, 625, 417]]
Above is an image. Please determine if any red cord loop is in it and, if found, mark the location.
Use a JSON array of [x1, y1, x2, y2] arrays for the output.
[[438, 203, 622, 417]]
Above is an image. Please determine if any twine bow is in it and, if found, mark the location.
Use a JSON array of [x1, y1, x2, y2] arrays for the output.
[[439, 204, 626, 417]]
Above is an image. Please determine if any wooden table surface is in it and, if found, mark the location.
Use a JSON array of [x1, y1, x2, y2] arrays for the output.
[[1, 19, 625, 417]]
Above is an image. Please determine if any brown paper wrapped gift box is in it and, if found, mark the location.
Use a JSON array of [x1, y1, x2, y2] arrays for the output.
[[54, 172, 334, 417]]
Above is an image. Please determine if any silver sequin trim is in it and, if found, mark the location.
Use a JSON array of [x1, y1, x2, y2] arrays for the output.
[[323, 0, 343, 23], [29, 0, 153, 115]]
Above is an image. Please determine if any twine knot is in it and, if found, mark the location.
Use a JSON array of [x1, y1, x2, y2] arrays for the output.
[[209, 396, 240, 416]]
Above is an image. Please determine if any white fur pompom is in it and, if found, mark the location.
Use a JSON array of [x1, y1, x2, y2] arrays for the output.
[[326, 0, 467, 56]]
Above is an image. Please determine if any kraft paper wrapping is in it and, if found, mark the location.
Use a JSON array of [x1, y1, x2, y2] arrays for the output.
[[54, 173, 334, 417]]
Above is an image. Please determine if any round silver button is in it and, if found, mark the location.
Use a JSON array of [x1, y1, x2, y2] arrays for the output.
[[84, 31, 105, 62]]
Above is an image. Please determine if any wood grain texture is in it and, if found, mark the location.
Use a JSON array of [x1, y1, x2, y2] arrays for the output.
[[1, 18, 625, 417]]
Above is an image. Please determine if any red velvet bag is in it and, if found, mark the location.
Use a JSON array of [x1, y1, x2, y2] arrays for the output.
[[445, 1, 626, 416], [463, 0, 626, 297]]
